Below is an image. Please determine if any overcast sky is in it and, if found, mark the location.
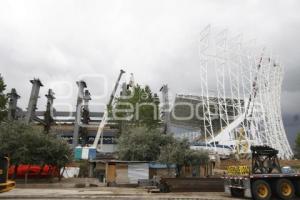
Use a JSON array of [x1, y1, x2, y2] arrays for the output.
[[0, 0, 299, 122]]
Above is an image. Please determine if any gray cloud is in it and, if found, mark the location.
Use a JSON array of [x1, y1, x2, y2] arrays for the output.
[[0, 0, 299, 118]]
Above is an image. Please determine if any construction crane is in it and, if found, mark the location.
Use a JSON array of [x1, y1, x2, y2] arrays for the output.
[[92, 69, 125, 151]]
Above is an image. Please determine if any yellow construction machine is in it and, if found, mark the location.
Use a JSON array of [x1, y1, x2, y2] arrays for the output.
[[0, 155, 15, 193]]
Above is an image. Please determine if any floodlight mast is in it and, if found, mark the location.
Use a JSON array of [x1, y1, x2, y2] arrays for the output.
[[92, 69, 126, 151]]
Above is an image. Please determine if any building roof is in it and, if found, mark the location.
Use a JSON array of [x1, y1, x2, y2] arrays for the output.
[[89, 159, 149, 164], [170, 94, 245, 134]]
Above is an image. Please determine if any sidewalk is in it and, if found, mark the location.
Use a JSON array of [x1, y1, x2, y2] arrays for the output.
[[0, 188, 243, 199]]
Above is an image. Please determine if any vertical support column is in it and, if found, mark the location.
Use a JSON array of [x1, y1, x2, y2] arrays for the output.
[[25, 79, 43, 124], [73, 81, 87, 148], [82, 90, 91, 120], [44, 89, 55, 134], [45, 89, 55, 112], [81, 90, 91, 145], [160, 84, 170, 134], [199, 25, 216, 150], [7, 88, 20, 120]]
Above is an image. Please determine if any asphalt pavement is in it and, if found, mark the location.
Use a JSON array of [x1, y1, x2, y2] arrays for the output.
[[0, 188, 245, 200]]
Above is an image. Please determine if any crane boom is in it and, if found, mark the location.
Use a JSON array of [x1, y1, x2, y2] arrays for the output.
[[92, 69, 125, 150]]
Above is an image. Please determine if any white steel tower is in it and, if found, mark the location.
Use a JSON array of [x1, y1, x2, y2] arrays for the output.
[[198, 26, 293, 159]]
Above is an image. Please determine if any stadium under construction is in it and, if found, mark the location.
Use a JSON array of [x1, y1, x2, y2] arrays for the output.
[[161, 26, 293, 159], [6, 26, 293, 160]]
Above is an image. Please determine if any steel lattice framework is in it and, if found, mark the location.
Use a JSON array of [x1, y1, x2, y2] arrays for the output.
[[198, 26, 293, 159]]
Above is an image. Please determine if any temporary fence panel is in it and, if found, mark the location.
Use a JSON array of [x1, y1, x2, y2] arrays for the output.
[[128, 163, 149, 184], [60, 167, 80, 178], [116, 163, 129, 184]]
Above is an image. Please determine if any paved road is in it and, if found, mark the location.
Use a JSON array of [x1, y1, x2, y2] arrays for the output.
[[0, 188, 245, 200]]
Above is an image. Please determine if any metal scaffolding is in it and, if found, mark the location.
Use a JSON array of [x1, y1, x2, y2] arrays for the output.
[[198, 26, 293, 159]]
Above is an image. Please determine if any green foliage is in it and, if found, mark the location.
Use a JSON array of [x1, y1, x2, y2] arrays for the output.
[[111, 85, 160, 130], [158, 138, 209, 176], [78, 160, 89, 178], [0, 74, 8, 121], [0, 121, 72, 168], [117, 126, 172, 161], [117, 126, 209, 170], [295, 132, 300, 158], [158, 138, 190, 166], [185, 149, 209, 166]]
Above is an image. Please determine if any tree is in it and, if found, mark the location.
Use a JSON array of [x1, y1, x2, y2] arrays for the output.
[[117, 126, 172, 161], [0, 121, 72, 179], [158, 138, 190, 176], [117, 125, 209, 176], [111, 84, 160, 132], [295, 132, 300, 158], [0, 74, 7, 122], [185, 149, 209, 166], [159, 138, 209, 177]]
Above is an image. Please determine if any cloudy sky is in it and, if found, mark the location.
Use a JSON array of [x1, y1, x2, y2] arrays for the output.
[[1, 0, 299, 142]]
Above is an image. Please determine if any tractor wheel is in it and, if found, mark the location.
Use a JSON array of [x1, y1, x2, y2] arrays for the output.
[[294, 180, 300, 197], [252, 180, 271, 200], [275, 178, 295, 200]]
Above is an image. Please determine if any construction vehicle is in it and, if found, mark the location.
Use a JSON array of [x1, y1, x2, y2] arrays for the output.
[[0, 155, 15, 193], [75, 70, 127, 159], [93, 69, 126, 151], [224, 145, 300, 200]]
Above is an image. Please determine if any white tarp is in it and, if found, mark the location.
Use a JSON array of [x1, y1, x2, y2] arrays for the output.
[[60, 167, 80, 178], [81, 147, 89, 159], [128, 163, 149, 184]]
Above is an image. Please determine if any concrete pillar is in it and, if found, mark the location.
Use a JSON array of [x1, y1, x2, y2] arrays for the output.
[[45, 89, 55, 116], [82, 90, 91, 124], [44, 89, 55, 133], [7, 88, 20, 120], [83, 90, 91, 112], [25, 79, 43, 124], [160, 84, 170, 134], [73, 81, 87, 148], [81, 90, 91, 145]]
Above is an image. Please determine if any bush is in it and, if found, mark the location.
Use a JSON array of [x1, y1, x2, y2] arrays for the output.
[[0, 121, 72, 177], [117, 126, 172, 161], [117, 125, 209, 176]]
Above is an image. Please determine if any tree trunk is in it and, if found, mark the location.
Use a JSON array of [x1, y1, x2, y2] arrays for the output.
[[176, 165, 182, 177], [48, 166, 54, 183], [25, 165, 31, 184], [38, 164, 45, 179], [59, 166, 65, 182], [12, 164, 19, 180], [166, 164, 171, 177]]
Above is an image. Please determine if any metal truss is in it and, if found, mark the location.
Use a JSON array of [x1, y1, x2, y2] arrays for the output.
[[197, 26, 293, 159]]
